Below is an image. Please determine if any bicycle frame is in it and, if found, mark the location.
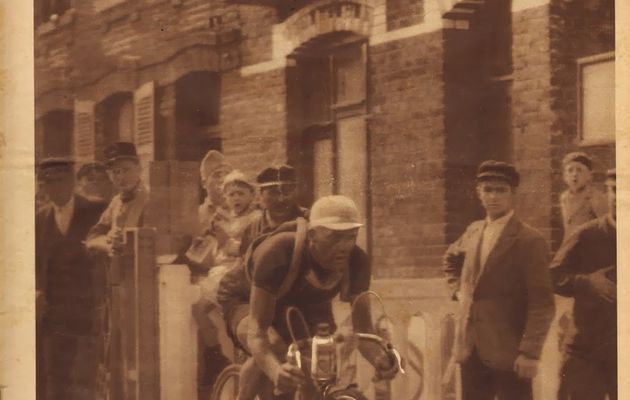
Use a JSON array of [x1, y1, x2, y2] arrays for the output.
[[282, 291, 405, 399]]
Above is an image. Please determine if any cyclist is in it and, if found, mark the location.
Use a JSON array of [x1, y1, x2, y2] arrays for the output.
[[217, 195, 397, 399]]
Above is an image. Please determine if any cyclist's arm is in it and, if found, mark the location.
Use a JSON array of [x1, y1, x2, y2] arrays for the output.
[[351, 297, 385, 364], [247, 286, 282, 381]]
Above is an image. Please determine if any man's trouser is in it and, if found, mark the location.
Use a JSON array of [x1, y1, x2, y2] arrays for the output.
[[41, 330, 99, 400], [558, 353, 617, 400], [460, 349, 532, 400]]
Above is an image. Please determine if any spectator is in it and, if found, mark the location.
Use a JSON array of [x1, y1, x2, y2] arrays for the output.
[[36, 157, 107, 399], [550, 168, 617, 400], [239, 164, 309, 255], [192, 171, 262, 365], [442, 160, 555, 400], [85, 142, 148, 255], [76, 161, 114, 203], [560, 151, 607, 240], [198, 150, 233, 229]]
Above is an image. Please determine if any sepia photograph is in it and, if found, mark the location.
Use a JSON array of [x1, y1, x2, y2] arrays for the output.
[[0, 0, 626, 399]]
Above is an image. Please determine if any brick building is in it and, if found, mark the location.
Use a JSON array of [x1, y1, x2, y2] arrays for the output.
[[35, 0, 615, 398]]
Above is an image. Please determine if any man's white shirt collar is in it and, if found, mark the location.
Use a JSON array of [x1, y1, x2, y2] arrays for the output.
[[53, 195, 75, 235], [480, 210, 514, 268], [485, 209, 514, 227]]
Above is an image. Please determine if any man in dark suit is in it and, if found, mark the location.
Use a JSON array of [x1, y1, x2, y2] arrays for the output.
[[36, 158, 107, 399], [550, 168, 617, 400], [443, 160, 555, 400]]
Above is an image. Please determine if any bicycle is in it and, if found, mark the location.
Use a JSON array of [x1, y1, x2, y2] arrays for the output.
[[210, 291, 404, 400]]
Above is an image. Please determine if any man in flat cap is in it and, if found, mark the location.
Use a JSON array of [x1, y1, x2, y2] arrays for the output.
[[238, 164, 308, 254], [550, 168, 617, 400], [76, 162, 114, 203], [86, 142, 149, 255], [84, 142, 149, 399], [560, 151, 608, 240], [35, 158, 107, 399], [443, 160, 555, 400]]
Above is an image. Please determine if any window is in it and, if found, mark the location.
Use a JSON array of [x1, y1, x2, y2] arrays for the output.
[[35, 0, 72, 26], [578, 52, 615, 145], [98, 92, 135, 149], [292, 39, 369, 249]]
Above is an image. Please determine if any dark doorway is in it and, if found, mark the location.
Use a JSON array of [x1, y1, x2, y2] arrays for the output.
[[175, 71, 222, 162]]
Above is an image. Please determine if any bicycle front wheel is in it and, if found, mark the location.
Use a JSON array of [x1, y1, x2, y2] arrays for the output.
[[210, 364, 241, 400]]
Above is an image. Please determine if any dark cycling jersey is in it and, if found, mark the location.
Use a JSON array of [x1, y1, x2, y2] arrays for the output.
[[218, 230, 370, 343]]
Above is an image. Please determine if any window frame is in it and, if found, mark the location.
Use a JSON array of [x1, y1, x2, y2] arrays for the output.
[[93, 0, 130, 13], [577, 51, 615, 146]]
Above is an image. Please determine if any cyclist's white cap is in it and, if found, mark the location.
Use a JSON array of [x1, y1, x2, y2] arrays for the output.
[[309, 195, 363, 231]]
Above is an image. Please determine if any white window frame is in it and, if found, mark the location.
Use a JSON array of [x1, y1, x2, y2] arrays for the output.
[[577, 51, 615, 146], [93, 0, 129, 12]]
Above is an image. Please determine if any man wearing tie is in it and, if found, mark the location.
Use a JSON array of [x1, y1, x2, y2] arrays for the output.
[[36, 158, 107, 399], [442, 160, 555, 400]]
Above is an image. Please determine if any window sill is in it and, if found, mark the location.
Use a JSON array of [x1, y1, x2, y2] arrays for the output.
[[36, 8, 76, 37], [93, 0, 131, 13], [578, 138, 616, 147]]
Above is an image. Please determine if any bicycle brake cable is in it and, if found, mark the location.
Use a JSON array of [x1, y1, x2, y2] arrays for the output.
[[286, 306, 310, 346]]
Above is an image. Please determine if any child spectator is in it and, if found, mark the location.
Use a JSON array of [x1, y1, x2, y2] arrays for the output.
[[198, 150, 233, 229], [560, 151, 607, 240], [190, 170, 261, 398]]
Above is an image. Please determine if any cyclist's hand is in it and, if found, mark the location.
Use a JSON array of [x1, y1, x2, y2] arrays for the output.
[[373, 353, 398, 381], [274, 363, 306, 393]]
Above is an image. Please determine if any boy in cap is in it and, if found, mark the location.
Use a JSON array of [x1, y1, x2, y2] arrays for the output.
[[35, 158, 107, 399], [560, 151, 607, 239], [86, 142, 149, 256], [76, 161, 114, 203], [218, 195, 397, 399], [550, 169, 617, 400], [239, 164, 308, 254], [443, 160, 555, 400]]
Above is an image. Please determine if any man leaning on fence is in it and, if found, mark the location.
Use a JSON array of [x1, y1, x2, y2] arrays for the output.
[[86, 142, 149, 254], [442, 160, 555, 400], [84, 142, 149, 399]]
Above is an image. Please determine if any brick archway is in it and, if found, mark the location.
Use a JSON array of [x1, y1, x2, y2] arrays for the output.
[[282, 0, 372, 57]]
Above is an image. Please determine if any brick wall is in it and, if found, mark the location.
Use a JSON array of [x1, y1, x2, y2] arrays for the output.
[[238, 5, 278, 66], [219, 68, 289, 179], [369, 31, 446, 279], [386, 0, 425, 31], [511, 5, 556, 241], [35, 0, 238, 99]]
